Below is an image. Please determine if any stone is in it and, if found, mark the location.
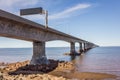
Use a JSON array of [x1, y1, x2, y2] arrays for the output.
[[0, 72, 3, 80]]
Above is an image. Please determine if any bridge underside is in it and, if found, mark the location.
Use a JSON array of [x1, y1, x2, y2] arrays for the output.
[[0, 17, 84, 43]]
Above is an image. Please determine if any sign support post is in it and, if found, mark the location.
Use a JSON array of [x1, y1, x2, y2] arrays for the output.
[[20, 7, 48, 28]]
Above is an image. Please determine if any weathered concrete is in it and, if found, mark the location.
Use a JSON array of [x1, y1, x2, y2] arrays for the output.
[[83, 43, 86, 51], [86, 43, 90, 50], [30, 42, 49, 65], [0, 10, 86, 43], [70, 42, 76, 54], [0, 9, 97, 65], [79, 43, 83, 53]]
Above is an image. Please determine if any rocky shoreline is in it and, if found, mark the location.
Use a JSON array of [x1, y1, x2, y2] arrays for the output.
[[0, 60, 73, 80], [0, 60, 118, 80]]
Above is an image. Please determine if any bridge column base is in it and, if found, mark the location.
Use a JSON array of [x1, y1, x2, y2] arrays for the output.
[[30, 42, 49, 65]]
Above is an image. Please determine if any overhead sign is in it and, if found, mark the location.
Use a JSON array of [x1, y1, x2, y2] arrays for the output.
[[20, 7, 43, 15]]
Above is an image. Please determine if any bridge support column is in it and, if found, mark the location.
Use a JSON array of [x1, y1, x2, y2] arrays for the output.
[[85, 43, 88, 50], [86, 43, 89, 50], [83, 43, 86, 52], [87, 43, 92, 50], [70, 42, 76, 54], [79, 43, 83, 53], [30, 42, 49, 65]]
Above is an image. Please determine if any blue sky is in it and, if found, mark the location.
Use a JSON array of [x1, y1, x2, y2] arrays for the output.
[[0, 0, 120, 48]]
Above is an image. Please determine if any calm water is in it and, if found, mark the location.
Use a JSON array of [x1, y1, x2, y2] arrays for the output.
[[0, 47, 120, 76]]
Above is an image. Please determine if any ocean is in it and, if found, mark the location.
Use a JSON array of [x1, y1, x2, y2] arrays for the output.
[[0, 47, 120, 76]]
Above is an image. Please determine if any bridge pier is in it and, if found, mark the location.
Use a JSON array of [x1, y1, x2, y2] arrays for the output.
[[86, 43, 89, 50], [70, 42, 76, 54], [30, 42, 49, 65], [79, 43, 83, 53], [83, 43, 86, 52], [87, 43, 92, 50]]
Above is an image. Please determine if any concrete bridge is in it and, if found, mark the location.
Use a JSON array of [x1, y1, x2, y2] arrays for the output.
[[0, 9, 97, 65]]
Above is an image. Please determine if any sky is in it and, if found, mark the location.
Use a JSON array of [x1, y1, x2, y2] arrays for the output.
[[0, 0, 120, 48]]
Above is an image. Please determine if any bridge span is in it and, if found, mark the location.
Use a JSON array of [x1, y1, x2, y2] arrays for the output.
[[0, 9, 97, 65]]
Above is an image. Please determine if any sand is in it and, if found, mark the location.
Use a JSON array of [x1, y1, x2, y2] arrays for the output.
[[0, 60, 118, 80]]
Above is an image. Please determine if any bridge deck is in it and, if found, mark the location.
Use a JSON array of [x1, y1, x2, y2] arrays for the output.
[[0, 9, 88, 43]]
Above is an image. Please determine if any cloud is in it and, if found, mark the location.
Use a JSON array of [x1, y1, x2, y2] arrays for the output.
[[0, 0, 39, 12], [49, 3, 91, 19], [22, 3, 92, 21], [0, 1, 91, 21], [0, 0, 38, 7]]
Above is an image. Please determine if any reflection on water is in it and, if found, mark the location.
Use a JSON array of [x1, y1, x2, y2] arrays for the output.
[[70, 55, 76, 61], [0, 47, 120, 76], [73, 47, 120, 76]]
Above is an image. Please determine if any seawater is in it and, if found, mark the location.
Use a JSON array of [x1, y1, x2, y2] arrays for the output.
[[0, 47, 71, 62], [0, 47, 120, 76]]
